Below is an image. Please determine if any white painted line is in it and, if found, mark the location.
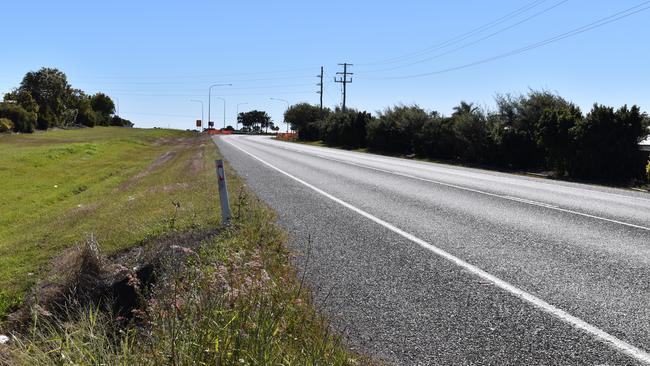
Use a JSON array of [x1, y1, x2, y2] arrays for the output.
[[263, 136, 650, 205], [222, 137, 650, 365], [248, 137, 650, 233]]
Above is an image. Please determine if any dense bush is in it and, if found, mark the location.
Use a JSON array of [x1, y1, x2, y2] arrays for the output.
[[287, 90, 648, 183], [450, 102, 494, 164], [320, 109, 371, 148], [0, 102, 37, 133], [0, 118, 13, 133], [110, 115, 134, 127], [284, 103, 329, 141], [3, 67, 129, 131], [367, 105, 429, 154], [568, 104, 648, 182], [414, 114, 456, 160]]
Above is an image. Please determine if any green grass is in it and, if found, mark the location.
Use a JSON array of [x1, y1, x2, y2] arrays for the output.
[[0, 127, 219, 317], [0, 128, 369, 365]]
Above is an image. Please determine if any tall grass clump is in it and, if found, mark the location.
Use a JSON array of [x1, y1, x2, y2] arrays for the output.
[[2, 189, 366, 365]]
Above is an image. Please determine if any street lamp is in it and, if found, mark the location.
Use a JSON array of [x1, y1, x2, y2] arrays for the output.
[[236, 102, 248, 129], [190, 99, 204, 129], [269, 98, 290, 133], [208, 83, 232, 130], [216, 97, 226, 129]]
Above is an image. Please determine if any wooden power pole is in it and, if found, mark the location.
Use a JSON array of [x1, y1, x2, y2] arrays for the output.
[[317, 66, 324, 111], [334, 63, 353, 111]]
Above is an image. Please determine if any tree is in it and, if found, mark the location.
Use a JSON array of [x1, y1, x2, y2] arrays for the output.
[[284, 103, 329, 140], [237, 110, 272, 133], [90, 93, 115, 125], [450, 102, 494, 164], [17, 67, 73, 129], [321, 108, 372, 148], [0, 102, 37, 133], [367, 105, 430, 154], [414, 113, 456, 160], [568, 104, 648, 182], [3, 89, 39, 114], [535, 105, 582, 176]]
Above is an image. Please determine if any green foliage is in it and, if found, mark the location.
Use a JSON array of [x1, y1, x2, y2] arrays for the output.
[[646, 159, 650, 182], [414, 114, 456, 159], [321, 108, 372, 148], [17, 67, 73, 130], [110, 115, 134, 127], [2, 68, 128, 132], [450, 102, 494, 164], [0, 102, 37, 133], [568, 104, 648, 182], [284, 103, 330, 141], [367, 105, 430, 154], [3, 89, 40, 114], [90, 92, 116, 125], [0, 117, 13, 133], [535, 105, 583, 176], [238, 110, 273, 132]]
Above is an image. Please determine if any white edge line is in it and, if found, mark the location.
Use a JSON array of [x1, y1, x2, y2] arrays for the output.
[[221, 137, 650, 365], [266, 136, 650, 204], [254, 137, 650, 232]]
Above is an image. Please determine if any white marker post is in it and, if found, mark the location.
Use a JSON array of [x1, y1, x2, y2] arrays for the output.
[[215, 160, 231, 224]]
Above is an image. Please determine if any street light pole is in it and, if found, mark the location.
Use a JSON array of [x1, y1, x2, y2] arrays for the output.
[[236, 102, 248, 129], [190, 99, 204, 129], [270, 98, 290, 133], [216, 97, 226, 129], [208, 83, 232, 130]]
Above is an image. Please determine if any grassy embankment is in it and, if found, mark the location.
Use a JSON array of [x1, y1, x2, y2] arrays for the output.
[[0, 128, 364, 365]]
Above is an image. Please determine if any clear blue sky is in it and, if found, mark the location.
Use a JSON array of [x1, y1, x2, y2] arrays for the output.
[[1, 0, 649, 130]]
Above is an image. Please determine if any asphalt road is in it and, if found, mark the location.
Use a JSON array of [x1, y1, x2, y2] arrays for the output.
[[214, 135, 650, 366]]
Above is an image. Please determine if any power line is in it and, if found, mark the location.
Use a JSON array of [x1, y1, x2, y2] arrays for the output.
[[362, 0, 568, 74], [357, 0, 551, 66], [334, 63, 353, 111], [375, 1, 650, 80]]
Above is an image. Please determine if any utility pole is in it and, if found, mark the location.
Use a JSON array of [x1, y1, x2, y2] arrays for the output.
[[316, 66, 324, 112], [334, 63, 353, 111]]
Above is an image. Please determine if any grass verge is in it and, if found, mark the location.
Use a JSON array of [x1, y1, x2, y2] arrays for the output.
[[0, 128, 369, 365]]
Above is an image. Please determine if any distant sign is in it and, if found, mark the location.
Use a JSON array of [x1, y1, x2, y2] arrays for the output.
[[196, 120, 202, 127], [208, 121, 214, 128]]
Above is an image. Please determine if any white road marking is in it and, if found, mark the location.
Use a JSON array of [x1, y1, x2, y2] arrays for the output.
[[221, 137, 650, 365], [261, 136, 650, 205], [246, 137, 650, 232]]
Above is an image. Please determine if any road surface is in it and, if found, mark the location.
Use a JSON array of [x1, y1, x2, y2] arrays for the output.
[[214, 135, 650, 365]]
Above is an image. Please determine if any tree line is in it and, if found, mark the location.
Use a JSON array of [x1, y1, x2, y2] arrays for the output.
[[284, 91, 650, 184], [0, 67, 132, 134], [237, 110, 278, 133]]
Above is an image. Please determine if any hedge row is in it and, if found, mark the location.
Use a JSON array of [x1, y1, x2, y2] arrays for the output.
[[284, 91, 650, 183]]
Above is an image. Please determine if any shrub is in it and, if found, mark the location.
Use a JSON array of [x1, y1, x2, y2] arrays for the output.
[[534, 105, 582, 176], [450, 102, 494, 164], [284, 103, 329, 141], [367, 105, 429, 154], [568, 104, 647, 182], [414, 115, 456, 160], [321, 109, 371, 148], [0, 102, 37, 133], [110, 115, 134, 127], [646, 159, 650, 182], [0, 118, 13, 133]]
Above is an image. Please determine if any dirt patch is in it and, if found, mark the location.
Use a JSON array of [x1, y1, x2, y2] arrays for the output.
[[119, 150, 176, 190], [3, 228, 221, 332], [190, 147, 205, 174]]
